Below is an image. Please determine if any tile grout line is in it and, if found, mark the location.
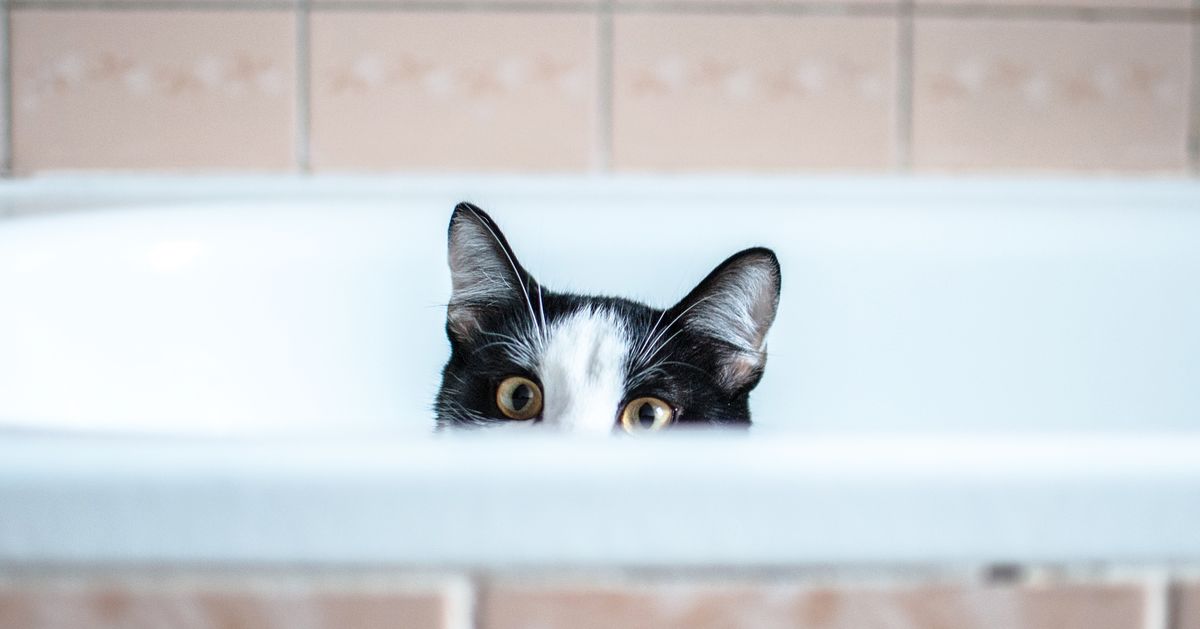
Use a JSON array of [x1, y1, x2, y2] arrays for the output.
[[1, 0, 11, 177], [1190, 0, 1199, 176], [595, 0, 613, 173], [295, 0, 312, 173], [446, 575, 476, 629], [895, 0, 913, 172], [1146, 573, 1172, 629]]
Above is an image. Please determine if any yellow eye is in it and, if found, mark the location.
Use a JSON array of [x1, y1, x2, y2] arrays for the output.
[[495, 376, 542, 420], [620, 397, 674, 434]]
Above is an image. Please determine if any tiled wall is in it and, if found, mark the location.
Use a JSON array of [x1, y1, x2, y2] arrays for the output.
[[1, 572, 1199, 628], [0, 0, 1197, 175]]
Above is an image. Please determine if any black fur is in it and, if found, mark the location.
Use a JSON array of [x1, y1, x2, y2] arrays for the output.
[[435, 203, 780, 432]]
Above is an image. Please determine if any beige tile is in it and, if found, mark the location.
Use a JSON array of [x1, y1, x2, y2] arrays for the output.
[[1, 13, 8, 175], [618, 0, 897, 4], [10, 10, 296, 174], [912, 19, 1191, 172], [309, 12, 596, 172], [612, 15, 896, 172], [0, 578, 460, 629], [17, 0, 290, 4], [915, 0, 1189, 8], [1177, 583, 1200, 629], [320, 0, 590, 4], [481, 581, 1146, 629]]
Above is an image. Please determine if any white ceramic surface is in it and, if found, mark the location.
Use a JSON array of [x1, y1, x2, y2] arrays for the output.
[[1, 176, 1199, 436]]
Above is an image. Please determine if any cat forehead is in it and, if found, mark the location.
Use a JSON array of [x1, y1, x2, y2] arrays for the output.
[[512, 293, 658, 332], [472, 295, 660, 367]]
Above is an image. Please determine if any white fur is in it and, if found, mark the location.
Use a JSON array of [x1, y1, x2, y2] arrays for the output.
[[536, 308, 631, 436]]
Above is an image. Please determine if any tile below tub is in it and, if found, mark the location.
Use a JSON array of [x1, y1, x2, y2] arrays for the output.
[[0, 577, 466, 629], [1177, 583, 1200, 629], [480, 581, 1147, 629]]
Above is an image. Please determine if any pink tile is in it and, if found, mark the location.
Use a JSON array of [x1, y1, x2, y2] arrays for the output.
[[912, 19, 1191, 172], [309, 12, 596, 172], [915, 0, 1189, 8], [10, 10, 297, 173], [481, 581, 1146, 629], [618, 0, 896, 4], [17, 0, 286, 4], [320, 0, 591, 4], [1, 17, 8, 175], [0, 577, 463, 629], [612, 15, 897, 172], [1177, 582, 1200, 629]]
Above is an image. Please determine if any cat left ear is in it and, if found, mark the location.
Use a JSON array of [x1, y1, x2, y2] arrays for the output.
[[672, 247, 781, 393], [445, 202, 536, 341]]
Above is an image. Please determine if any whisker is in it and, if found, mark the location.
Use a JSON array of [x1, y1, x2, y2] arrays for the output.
[[634, 308, 669, 364], [633, 296, 713, 369], [537, 282, 548, 344], [642, 328, 687, 363]]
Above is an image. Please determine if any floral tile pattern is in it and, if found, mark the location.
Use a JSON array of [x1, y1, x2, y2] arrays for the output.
[[912, 19, 1192, 172], [612, 15, 897, 172], [2, 4, 1195, 175], [309, 13, 597, 172], [10, 10, 297, 173]]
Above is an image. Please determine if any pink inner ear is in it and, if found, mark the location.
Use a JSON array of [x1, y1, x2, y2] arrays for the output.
[[719, 348, 767, 391], [447, 305, 482, 341]]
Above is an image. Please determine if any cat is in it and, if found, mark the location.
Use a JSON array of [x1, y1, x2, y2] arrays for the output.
[[435, 203, 780, 435]]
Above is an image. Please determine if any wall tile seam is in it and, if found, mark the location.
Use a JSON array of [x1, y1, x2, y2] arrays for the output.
[[1144, 574, 1172, 629], [296, 0, 311, 173], [596, 0, 612, 173], [896, 0, 913, 171], [1189, 0, 1199, 175], [1, 0, 11, 177]]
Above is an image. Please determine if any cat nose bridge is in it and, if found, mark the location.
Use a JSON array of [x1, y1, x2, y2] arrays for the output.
[[535, 308, 632, 435], [541, 383, 620, 435], [539, 355, 625, 435]]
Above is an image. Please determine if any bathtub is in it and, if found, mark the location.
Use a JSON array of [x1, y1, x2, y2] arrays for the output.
[[1, 176, 1199, 567]]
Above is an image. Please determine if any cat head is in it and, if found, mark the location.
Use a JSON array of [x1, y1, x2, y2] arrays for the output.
[[435, 203, 781, 435]]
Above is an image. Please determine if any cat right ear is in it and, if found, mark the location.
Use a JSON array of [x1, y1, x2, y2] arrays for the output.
[[671, 247, 781, 394], [446, 203, 534, 341]]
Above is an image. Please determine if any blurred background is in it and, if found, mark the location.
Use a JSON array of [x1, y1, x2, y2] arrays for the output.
[[1, 0, 1196, 176], [2, 2, 1200, 629]]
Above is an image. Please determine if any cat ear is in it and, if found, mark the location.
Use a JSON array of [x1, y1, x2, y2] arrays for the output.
[[672, 247, 781, 393], [446, 202, 536, 341]]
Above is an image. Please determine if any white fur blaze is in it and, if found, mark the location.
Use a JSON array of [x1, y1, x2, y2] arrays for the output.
[[537, 308, 631, 435]]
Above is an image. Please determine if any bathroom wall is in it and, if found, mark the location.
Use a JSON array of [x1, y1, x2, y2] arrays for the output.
[[1, 0, 1196, 176]]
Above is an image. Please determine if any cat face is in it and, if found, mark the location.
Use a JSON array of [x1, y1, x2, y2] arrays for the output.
[[435, 203, 780, 435]]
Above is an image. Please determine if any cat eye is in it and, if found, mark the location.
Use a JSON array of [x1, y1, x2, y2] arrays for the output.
[[495, 376, 543, 420], [619, 397, 674, 434]]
